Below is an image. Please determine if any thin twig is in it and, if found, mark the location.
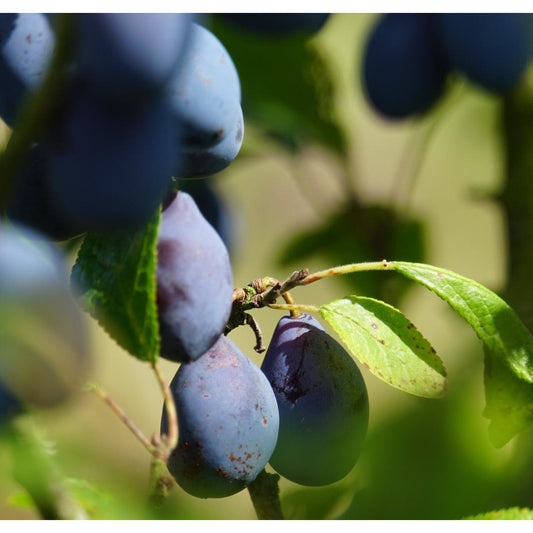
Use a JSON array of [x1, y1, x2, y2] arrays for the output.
[[151, 362, 178, 452], [86, 382, 156, 455]]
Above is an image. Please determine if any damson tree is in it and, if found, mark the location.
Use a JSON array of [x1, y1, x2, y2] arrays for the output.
[[0, 13, 533, 520]]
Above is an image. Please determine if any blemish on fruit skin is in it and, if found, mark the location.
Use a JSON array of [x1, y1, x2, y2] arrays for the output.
[[371, 322, 379, 330]]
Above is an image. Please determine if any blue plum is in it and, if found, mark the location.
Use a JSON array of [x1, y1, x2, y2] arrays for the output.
[[161, 335, 279, 498], [261, 313, 369, 486], [438, 13, 531, 93], [0, 222, 89, 408], [362, 13, 449, 119], [156, 191, 233, 362], [166, 23, 241, 150], [178, 104, 244, 178], [220, 13, 330, 36], [45, 89, 178, 232], [6, 144, 86, 241], [0, 13, 55, 125], [75, 13, 192, 101]]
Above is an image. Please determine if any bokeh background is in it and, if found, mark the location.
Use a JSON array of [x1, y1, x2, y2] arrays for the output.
[[1, 12, 532, 519]]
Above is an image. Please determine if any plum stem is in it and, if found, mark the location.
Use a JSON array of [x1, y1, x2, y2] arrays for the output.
[[151, 362, 178, 452], [268, 303, 320, 314], [247, 470, 284, 520]]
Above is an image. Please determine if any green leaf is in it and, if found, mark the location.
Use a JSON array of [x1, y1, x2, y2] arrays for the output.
[[464, 507, 533, 520], [209, 16, 346, 154], [320, 296, 447, 398], [70, 210, 161, 362], [391, 262, 533, 383], [390, 261, 533, 446]]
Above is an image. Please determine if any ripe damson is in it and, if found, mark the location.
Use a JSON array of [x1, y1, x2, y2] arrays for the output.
[[0, 13, 55, 125], [261, 313, 369, 486], [362, 13, 449, 119], [156, 191, 233, 362], [0, 223, 89, 408], [75, 13, 192, 101], [161, 335, 279, 498], [166, 22, 241, 150], [45, 90, 178, 232], [438, 13, 530, 93]]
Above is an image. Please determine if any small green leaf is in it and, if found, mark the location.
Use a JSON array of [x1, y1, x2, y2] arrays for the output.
[[391, 262, 533, 383], [390, 261, 533, 446], [320, 296, 447, 398], [464, 507, 533, 520], [70, 210, 161, 362]]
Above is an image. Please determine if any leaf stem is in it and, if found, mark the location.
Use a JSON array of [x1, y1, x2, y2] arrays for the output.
[[300, 259, 392, 285]]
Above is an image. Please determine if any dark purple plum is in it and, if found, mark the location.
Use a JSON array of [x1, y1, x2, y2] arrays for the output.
[[362, 14, 449, 119], [161, 335, 279, 498], [261, 313, 369, 486], [0, 13, 55, 125], [5, 144, 86, 241], [156, 191, 233, 362], [438, 13, 531, 93], [45, 89, 179, 232], [220, 13, 330, 36], [166, 22, 241, 150], [75, 13, 192, 101], [0, 222, 89, 409]]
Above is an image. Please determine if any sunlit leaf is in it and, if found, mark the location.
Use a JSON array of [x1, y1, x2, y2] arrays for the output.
[[320, 296, 447, 398], [464, 507, 533, 520]]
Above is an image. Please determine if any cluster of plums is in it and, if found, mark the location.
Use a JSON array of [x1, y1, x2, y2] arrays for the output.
[[362, 13, 532, 119], [0, 13, 244, 239], [0, 12, 371, 500]]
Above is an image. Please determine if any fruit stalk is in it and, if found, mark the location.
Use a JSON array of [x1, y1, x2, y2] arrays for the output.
[[247, 470, 284, 520]]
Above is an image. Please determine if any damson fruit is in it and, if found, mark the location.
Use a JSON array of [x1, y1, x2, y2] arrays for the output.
[[0, 13, 55, 125], [438, 13, 530, 93], [75, 13, 192, 101], [166, 23, 241, 150], [156, 191, 233, 362], [0, 223, 89, 408], [261, 313, 369, 486], [46, 90, 178, 232], [6, 144, 86, 241], [161, 335, 279, 498], [362, 13, 449, 119]]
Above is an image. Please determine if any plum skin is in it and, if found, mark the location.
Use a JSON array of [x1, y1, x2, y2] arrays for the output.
[[161, 335, 279, 498], [261, 313, 369, 486]]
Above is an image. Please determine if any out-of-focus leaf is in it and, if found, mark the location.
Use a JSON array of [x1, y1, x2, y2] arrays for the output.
[[70, 209, 161, 363], [209, 15, 346, 155], [483, 350, 533, 448], [390, 261, 533, 445], [321, 296, 447, 398], [464, 507, 533, 520], [277, 202, 426, 305], [281, 483, 350, 520]]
